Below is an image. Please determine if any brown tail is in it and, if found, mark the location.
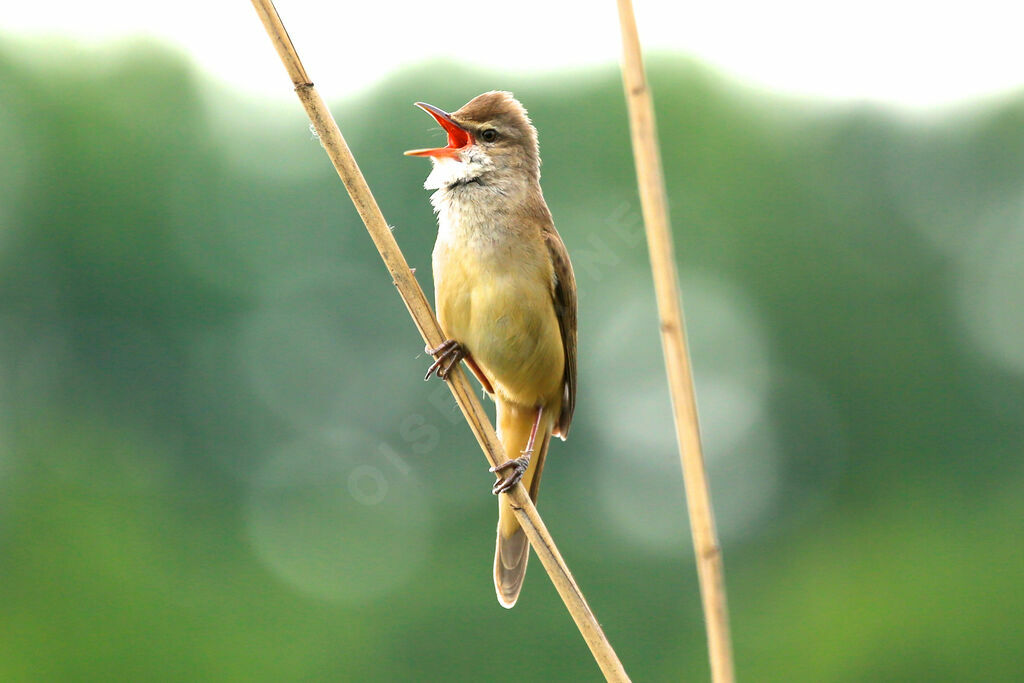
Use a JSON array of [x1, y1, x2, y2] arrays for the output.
[[494, 400, 551, 609]]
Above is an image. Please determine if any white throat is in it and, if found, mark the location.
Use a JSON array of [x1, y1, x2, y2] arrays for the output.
[[426, 150, 523, 252], [423, 147, 494, 191]]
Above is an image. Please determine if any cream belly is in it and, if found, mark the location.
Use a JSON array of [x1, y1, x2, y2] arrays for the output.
[[433, 239, 564, 409]]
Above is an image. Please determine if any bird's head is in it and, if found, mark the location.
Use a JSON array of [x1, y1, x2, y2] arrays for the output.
[[405, 91, 540, 189]]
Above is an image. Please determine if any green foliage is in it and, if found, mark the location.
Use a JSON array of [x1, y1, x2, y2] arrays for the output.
[[0, 41, 1021, 680]]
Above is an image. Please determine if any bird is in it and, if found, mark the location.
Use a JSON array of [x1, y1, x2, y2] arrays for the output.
[[405, 91, 577, 608]]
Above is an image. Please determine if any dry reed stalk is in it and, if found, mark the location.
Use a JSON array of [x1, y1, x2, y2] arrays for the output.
[[615, 1, 736, 681], [248, 1, 629, 680]]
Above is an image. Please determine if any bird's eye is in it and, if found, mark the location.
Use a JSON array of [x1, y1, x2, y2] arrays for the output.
[[481, 129, 498, 142]]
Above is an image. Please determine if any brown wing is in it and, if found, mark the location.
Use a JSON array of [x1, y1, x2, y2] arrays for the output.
[[543, 225, 577, 439]]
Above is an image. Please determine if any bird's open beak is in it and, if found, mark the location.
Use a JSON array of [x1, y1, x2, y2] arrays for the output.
[[404, 102, 474, 159]]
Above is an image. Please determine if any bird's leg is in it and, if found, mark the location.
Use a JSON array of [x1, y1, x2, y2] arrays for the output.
[[424, 339, 466, 381], [491, 405, 543, 495], [424, 339, 496, 394]]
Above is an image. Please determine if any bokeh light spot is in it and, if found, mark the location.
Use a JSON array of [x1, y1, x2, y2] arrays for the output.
[[955, 202, 1024, 376], [246, 430, 432, 604]]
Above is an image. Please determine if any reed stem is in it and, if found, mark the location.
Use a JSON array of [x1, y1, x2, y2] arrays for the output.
[[249, 1, 630, 679], [615, 1, 736, 680]]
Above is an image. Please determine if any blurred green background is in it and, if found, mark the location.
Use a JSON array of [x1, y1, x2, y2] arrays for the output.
[[0, 38, 1022, 681]]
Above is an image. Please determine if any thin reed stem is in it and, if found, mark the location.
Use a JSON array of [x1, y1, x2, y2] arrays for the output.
[[615, 1, 736, 681], [248, 1, 630, 680]]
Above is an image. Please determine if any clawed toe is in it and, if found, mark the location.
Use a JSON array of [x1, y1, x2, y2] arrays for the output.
[[424, 339, 465, 381], [490, 452, 532, 495]]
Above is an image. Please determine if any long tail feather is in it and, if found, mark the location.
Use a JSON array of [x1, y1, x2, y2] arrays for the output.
[[494, 400, 551, 608]]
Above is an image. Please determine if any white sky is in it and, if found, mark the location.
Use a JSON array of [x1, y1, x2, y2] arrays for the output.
[[3, 1, 1023, 108]]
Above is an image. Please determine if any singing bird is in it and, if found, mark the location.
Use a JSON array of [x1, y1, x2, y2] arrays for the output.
[[405, 91, 577, 608]]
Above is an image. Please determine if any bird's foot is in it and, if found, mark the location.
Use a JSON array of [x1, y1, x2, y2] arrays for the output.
[[490, 450, 532, 495], [424, 339, 466, 381]]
